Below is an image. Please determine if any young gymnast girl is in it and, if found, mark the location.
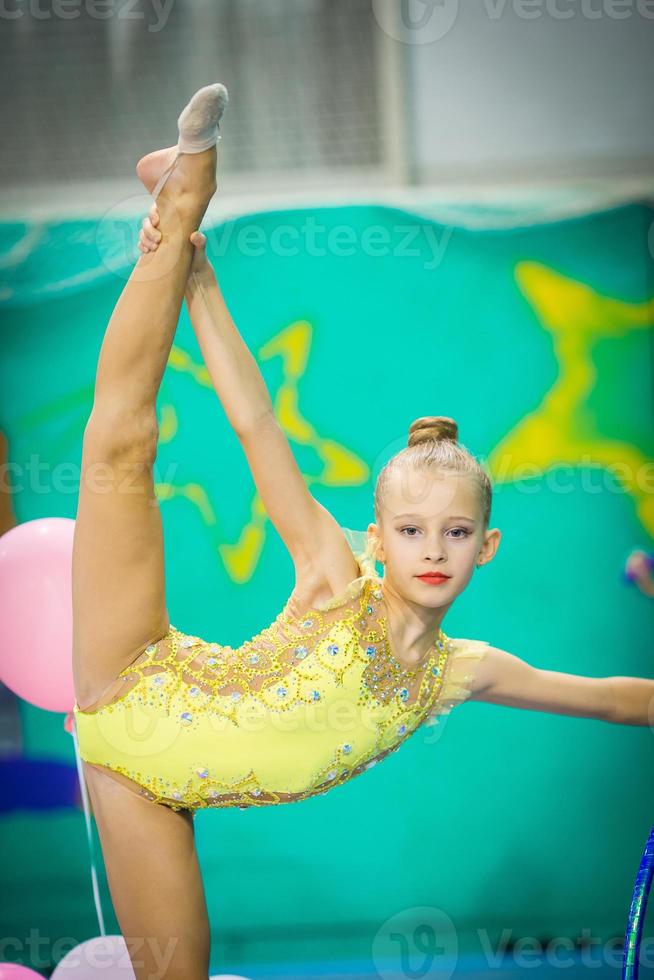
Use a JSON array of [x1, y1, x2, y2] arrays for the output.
[[71, 83, 652, 979]]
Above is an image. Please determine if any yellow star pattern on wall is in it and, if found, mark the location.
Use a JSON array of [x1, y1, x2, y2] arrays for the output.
[[157, 319, 369, 583], [488, 261, 654, 535]]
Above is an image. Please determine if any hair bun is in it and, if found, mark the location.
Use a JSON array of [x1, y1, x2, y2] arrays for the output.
[[407, 415, 458, 448]]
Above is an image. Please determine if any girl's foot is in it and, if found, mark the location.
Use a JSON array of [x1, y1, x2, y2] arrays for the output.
[[135, 83, 228, 202], [136, 145, 179, 197], [176, 82, 229, 154]]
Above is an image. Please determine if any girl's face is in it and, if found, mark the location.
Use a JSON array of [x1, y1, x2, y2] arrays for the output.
[[369, 469, 500, 607]]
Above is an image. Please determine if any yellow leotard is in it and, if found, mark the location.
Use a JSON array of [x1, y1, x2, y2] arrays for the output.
[[74, 561, 489, 812]]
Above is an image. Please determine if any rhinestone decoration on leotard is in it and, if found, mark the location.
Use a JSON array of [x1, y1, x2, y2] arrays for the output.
[[355, 583, 448, 708], [73, 573, 487, 811]]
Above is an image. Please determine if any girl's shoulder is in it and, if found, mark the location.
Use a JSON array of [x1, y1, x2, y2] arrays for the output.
[[424, 636, 491, 725], [283, 563, 378, 622], [285, 524, 382, 620]]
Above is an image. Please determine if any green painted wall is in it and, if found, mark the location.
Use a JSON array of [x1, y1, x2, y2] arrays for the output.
[[0, 201, 652, 973]]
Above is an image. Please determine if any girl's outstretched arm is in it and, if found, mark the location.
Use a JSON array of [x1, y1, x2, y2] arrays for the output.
[[469, 647, 653, 726], [138, 207, 358, 581]]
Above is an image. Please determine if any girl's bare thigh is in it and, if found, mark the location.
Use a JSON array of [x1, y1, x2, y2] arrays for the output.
[[72, 412, 171, 710], [82, 761, 210, 980]]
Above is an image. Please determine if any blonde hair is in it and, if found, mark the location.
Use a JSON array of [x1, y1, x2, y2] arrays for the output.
[[373, 415, 492, 541]]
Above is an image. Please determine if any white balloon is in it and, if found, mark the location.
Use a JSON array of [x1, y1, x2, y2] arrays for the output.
[[51, 935, 252, 979], [51, 936, 135, 978]]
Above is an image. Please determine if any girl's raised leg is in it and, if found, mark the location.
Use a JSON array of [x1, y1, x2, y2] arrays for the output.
[[70, 87, 228, 980], [72, 96, 222, 710]]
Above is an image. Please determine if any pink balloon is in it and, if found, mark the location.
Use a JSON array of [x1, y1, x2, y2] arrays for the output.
[[0, 518, 75, 713], [0, 965, 45, 978]]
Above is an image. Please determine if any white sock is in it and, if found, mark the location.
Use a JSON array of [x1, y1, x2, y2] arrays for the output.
[[177, 83, 229, 154], [149, 83, 229, 201]]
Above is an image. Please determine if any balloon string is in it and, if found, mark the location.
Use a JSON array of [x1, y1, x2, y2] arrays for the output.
[[71, 716, 107, 936]]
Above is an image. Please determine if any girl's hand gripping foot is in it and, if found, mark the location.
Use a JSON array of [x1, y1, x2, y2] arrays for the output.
[[138, 202, 209, 276]]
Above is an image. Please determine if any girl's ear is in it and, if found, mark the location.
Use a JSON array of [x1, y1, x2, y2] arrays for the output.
[[367, 523, 384, 563]]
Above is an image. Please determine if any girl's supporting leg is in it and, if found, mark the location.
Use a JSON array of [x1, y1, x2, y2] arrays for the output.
[[72, 146, 218, 710], [83, 763, 211, 980]]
